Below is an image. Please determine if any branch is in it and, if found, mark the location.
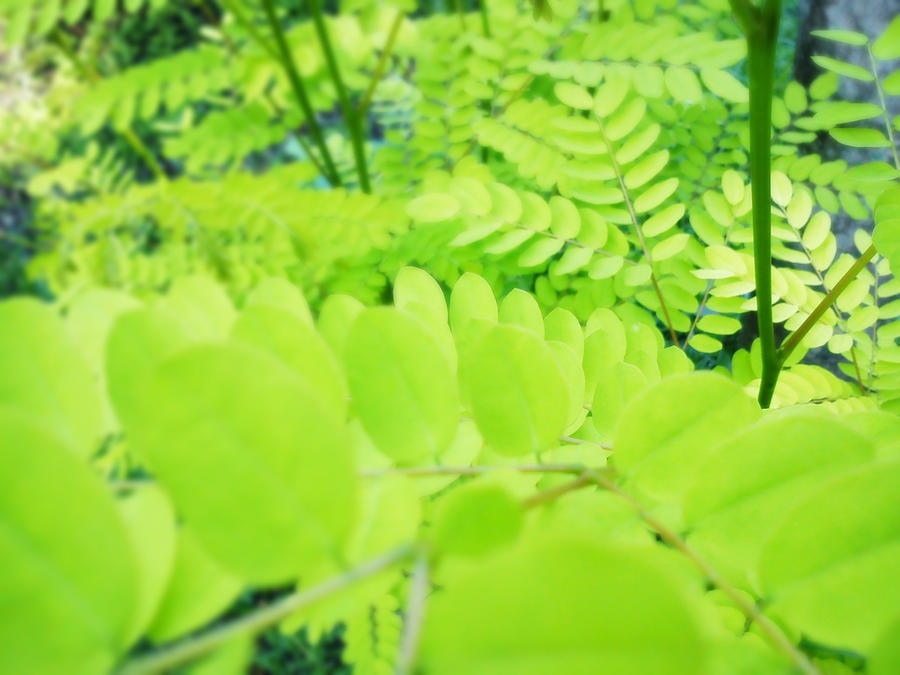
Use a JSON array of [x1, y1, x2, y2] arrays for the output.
[[115, 546, 413, 675], [585, 470, 820, 675], [358, 9, 405, 116], [306, 0, 371, 192], [259, 0, 342, 186], [777, 244, 878, 366], [395, 551, 430, 674], [597, 120, 679, 344], [360, 463, 589, 478]]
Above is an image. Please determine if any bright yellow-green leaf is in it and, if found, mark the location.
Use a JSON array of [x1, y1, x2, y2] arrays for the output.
[[0, 299, 103, 458], [346, 308, 459, 464], [873, 15, 900, 60], [760, 461, 900, 652], [406, 193, 460, 222], [463, 324, 569, 456], [633, 178, 679, 213], [132, 344, 358, 584], [642, 203, 685, 237], [721, 170, 744, 206], [419, 537, 707, 674], [614, 372, 760, 503], [0, 412, 137, 674], [664, 66, 703, 102], [812, 55, 874, 82], [554, 81, 593, 110], [432, 482, 522, 558], [700, 69, 748, 103]]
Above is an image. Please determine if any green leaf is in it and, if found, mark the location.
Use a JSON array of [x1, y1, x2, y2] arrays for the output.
[[769, 170, 792, 207], [869, 617, 900, 675], [346, 308, 459, 464], [873, 15, 900, 60], [548, 195, 581, 239], [499, 288, 544, 337], [633, 178, 679, 213], [554, 82, 593, 110], [624, 150, 669, 190], [593, 74, 630, 117], [664, 66, 703, 103], [147, 528, 242, 643], [651, 233, 690, 260], [811, 29, 869, 46], [0, 412, 136, 674], [406, 193, 460, 222], [830, 126, 891, 148], [812, 55, 874, 82], [317, 294, 365, 355], [700, 69, 748, 103], [232, 304, 348, 420], [518, 237, 566, 267], [642, 203, 685, 237], [464, 324, 569, 456], [696, 314, 741, 335], [117, 485, 177, 645], [159, 275, 235, 339], [811, 101, 882, 127], [244, 277, 313, 325], [132, 344, 358, 584], [760, 461, 900, 652], [721, 170, 745, 206], [0, 299, 103, 458], [591, 363, 648, 442], [684, 412, 874, 590], [449, 272, 498, 339], [432, 482, 522, 558], [874, 187, 900, 278], [419, 537, 707, 674], [106, 308, 195, 432], [613, 373, 760, 504]]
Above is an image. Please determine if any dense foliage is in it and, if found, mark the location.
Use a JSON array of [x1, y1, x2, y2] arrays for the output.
[[1, 0, 899, 673]]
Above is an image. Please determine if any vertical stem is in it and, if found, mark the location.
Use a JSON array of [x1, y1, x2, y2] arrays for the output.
[[454, 0, 466, 31], [306, 0, 372, 192], [479, 0, 491, 37], [260, 0, 342, 187], [733, 0, 781, 408], [598, 0, 606, 22], [359, 9, 405, 116]]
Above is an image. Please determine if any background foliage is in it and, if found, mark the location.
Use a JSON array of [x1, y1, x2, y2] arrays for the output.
[[1, 0, 899, 674]]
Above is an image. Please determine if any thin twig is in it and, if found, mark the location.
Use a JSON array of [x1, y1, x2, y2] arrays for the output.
[[359, 9, 405, 116], [521, 473, 596, 509], [306, 0, 371, 192], [586, 470, 820, 675], [360, 463, 589, 478], [260, 0, 342, 186], [598, 120, 679, 344], [395, 551, 429, 675], [777, 245, 877, 366], [115, 546, 413, 675]]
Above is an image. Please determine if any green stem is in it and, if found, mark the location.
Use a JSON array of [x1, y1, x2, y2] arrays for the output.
[[454, 0, 466, 31], [221, 0, 280, 61], [115, 546, 412, 675], [358, 9, 405, 116], [586, 471, 820, 675], [731, 0, 781, 408], [479, 0, 491, 36], [777, 244, 877, 366], [260, 0, 342, 187], [868, 43, 900, 171], [306, 0, 371, 192]]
